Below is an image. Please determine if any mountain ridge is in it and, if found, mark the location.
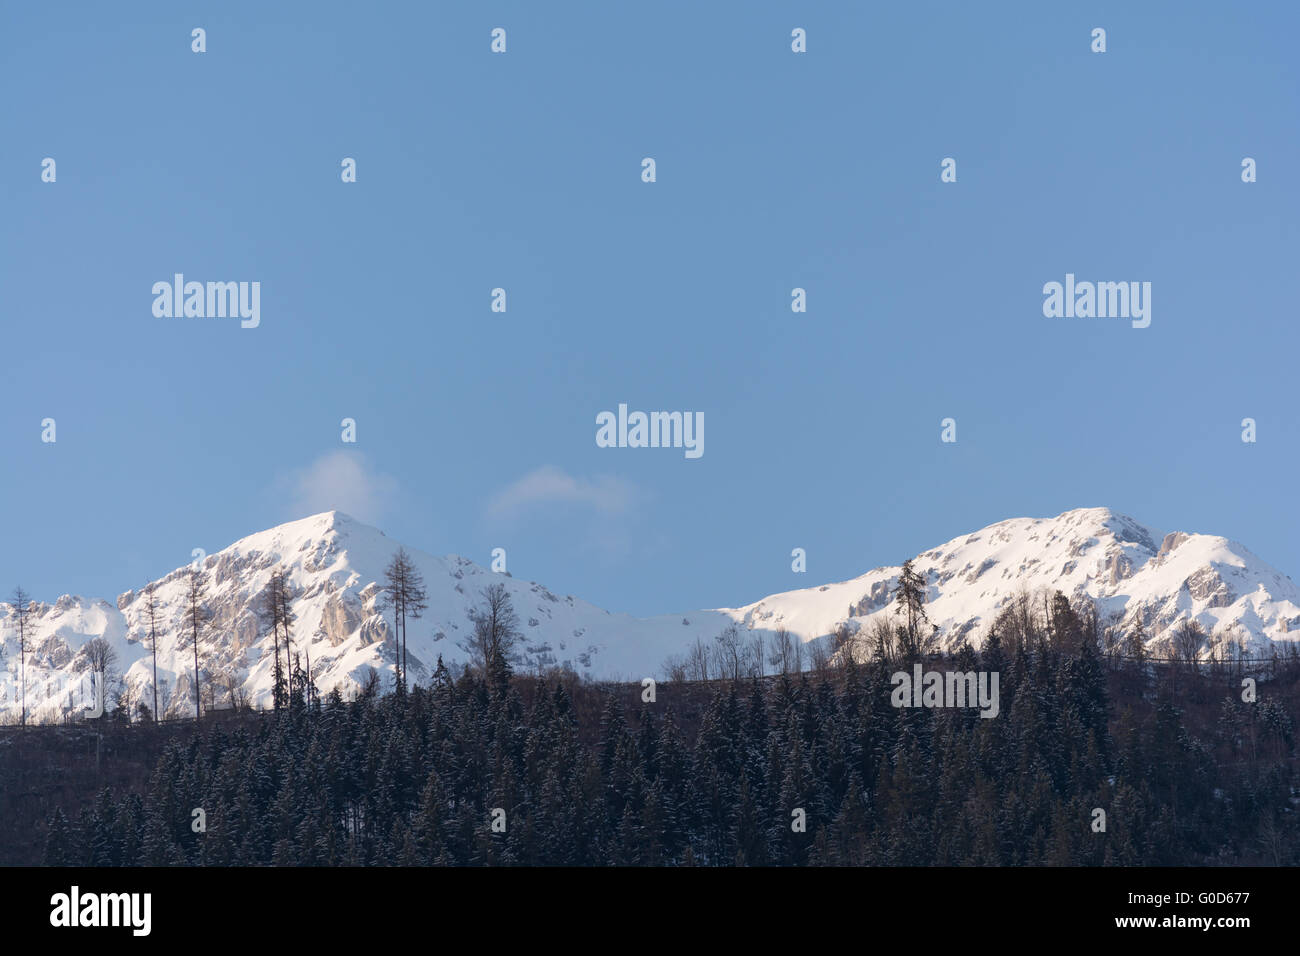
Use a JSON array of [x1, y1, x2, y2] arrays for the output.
[[1, 506, 1297, 722]]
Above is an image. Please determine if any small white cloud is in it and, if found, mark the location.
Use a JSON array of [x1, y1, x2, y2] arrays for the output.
[[286, 451, 397, 524], [486, 465, 637, 521]]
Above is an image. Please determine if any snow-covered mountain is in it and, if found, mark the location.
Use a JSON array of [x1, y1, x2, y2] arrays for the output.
[[1, 507, 1297, 722], [727, 507, 1300, 659]]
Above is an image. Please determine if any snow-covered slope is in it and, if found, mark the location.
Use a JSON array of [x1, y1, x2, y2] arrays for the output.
[[1, 507, 1297, 722], [0, 512, 739, 721], [723, 507, 1300, 658]]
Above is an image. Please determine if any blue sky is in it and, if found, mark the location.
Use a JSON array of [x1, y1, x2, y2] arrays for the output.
[[2, 1, 1297, 617]]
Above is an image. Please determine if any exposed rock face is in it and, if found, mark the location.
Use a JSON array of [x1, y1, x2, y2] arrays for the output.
[[1103, 551, 1134, 586], [850, 580, 894, 617], [1109, 514, 1159, 554], [225, 610, 259, 654], [358, 615, 389, 648], [322, 592, 363, 647], [37, 634, 74, 670], [1186, 567, 1236, 608]]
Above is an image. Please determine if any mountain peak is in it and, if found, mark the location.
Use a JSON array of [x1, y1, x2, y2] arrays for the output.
[[223, 510, 382, 557], [736, 506, 1295, 655], [2, 506, 1297, 723]]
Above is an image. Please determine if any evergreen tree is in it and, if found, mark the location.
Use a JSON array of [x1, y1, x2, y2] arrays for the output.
[[893, 560, 930, 659], [43, 807, 74, 865]]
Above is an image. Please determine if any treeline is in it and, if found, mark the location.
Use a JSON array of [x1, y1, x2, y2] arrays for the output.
[[37, 614, 1300, 866], [664, 565, 1300, 684]]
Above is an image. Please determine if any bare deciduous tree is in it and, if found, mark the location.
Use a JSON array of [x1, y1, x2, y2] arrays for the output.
[[1172, 618, 1206, 670], [260, 571, 297, 710], [768, 628, 794, 674], [686, 637, 711, 682], [869, 617, 897, 664], [469, 582, 519, 691], [10, 587, 34, 727], [746, 631, 766, 678], [180, 567, 211, 721], [714, 624, 744, 682], [380, 548, 427, 693], [808, 636, 831, 674], [83, 636, 118, 677], [661, 653, 688, 683], [142, 581, 163, 721], [83, 637, 119, 721]]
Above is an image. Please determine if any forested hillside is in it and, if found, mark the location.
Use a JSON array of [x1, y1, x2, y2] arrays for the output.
[[10, 603, 1298, 866]]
